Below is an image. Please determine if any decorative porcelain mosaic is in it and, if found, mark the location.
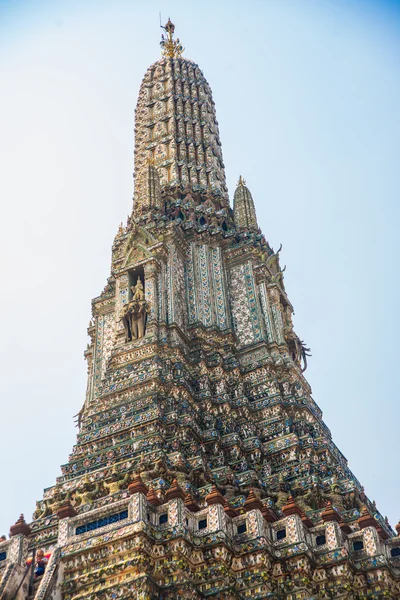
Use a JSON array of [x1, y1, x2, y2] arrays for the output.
[[212, 246, 229, 329], [259, 281, 275, 343], [230, 264, 256, 346], [3, 21, 398, 600]]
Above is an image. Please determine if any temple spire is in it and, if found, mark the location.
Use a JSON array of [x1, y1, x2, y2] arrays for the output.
[[7, 22, 396, 600], [133, 25, 228, 213], [233, 176, 259, 231]]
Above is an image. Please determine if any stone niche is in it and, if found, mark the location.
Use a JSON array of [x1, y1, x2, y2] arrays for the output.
[[121, 265, 148, 342]]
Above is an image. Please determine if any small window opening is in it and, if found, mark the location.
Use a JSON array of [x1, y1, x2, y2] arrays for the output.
[[198, 519, 207, 530], [353, 540, 364, 551], [276, 528, 286, 540], [316, 534, 326, 546], [159, 513, 168, 525], [237, 523, 247, 535], [391, 547, 400, 557]]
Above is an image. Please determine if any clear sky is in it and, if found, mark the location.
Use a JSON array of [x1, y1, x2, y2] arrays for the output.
[[0, 0, 399, 536]]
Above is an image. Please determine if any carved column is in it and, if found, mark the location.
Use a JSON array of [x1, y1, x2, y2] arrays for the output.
[[115, 272, 130, 344], [143, 258, 160, 341], [152, 244, 169, 343], [210, 245, 230, 330], [258, 280, 277, 344], [84, 339, 94, 406], [268, 285, 285, 345], [186, 243, 198, 325], [166, 231, 187, 335]]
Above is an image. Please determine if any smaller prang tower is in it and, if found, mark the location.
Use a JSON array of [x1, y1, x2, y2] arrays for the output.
[[1, 20, 400, 600]]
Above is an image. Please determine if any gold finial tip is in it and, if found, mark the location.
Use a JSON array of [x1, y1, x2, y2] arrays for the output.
[[237, 175, 247, 187], [165, 18, 175, 34], [160, 17, 184, 58]]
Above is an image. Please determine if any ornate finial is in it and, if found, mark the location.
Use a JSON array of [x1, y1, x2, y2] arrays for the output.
[[233, 176, 258, 231], [184, 492, 200, 513], [10, 514, 31, 537], [128, 473, 148, 496], [56, 499, 77, 519], [146, 486, 162, 506], [160, 18, 184, 58], [244, 488, 263, 512], [205, 484, 224, 506], [165, 478, 185, 501], [281, 495, 302, 517]]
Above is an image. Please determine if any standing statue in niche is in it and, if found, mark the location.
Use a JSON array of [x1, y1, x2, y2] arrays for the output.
[[120, 277, 148, 342], [132, 278, 145, 301]]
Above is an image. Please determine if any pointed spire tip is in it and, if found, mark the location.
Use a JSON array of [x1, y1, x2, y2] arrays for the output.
[[160, 18, 184, 58]]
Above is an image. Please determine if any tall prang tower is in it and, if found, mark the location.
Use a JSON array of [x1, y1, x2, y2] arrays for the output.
[[2, 20, 400, 600]]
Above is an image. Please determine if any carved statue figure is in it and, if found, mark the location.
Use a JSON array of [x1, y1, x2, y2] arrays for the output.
[[131, 302, 147, 339], [330, 483, 345, 511], [132, 278, 145, 301], [138, 455, 164, 483], [343, 488, 365, 512], [38, 486, 68, 517], [33, 500, 51, 520], [104, 468, 131, 496], [219, 482, 239, 500], [120, 279, 148, 342], [121, 302, 132, 342], [272, 479, 290, 510], [302, 483, 329, 510], [73, 476, 102, 506]]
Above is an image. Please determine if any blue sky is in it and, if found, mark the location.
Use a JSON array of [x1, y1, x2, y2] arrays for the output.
[[0, 0, 399, 535]]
